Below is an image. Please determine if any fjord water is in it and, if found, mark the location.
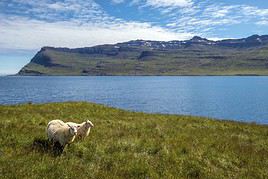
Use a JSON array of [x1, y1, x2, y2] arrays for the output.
[[1, 76, 268, 124]]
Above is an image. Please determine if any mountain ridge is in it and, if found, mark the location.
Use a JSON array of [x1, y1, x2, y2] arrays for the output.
[[18, 35, 268, 76], [39, 34, 268, 51]]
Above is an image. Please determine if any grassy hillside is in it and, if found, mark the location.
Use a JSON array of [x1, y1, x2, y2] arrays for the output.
[[18, 38, 268, 76], [1, 102, 268, 178]]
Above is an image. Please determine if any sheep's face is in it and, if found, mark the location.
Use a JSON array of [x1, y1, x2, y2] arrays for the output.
[[86, 120, 94, 128], [69, 126, 77, 136]]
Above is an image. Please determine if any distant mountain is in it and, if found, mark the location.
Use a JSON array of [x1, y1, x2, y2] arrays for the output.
[[18, 35, 268, 76]]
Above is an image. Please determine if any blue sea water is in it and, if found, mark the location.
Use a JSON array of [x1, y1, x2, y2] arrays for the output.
[[1, 76, 268, 124]]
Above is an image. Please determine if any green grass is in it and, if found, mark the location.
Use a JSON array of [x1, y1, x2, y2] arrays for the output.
[[1, 102, 268, 178]]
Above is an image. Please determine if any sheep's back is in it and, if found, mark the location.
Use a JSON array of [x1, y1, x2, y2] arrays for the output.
[[66, 122, 79, 127], [77, 124, 91, 138], [47, 119, 68, 140]]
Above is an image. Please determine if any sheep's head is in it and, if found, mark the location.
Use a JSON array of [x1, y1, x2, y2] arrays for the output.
[[68, 124, 77, 136], [85, 120, 94, 128]]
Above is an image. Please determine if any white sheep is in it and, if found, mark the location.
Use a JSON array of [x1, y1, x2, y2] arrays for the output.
[[66, 120, 94, 139], [47, 119, 77, 147], [47, 119, 66, 141]]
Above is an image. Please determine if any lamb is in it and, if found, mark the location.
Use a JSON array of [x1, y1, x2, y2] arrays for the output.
[[47, 119, 77, 147], [66, 120, 94, 139]]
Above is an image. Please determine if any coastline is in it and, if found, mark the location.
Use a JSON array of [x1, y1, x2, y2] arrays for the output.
[[1, 101, 267, 125], [10, 74, 268, 76]]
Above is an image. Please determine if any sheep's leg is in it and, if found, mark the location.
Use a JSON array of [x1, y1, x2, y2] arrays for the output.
[[52, 141, 64, 156]]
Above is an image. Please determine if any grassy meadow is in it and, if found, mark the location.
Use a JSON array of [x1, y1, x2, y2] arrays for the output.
[[0, 102, 268, 178]]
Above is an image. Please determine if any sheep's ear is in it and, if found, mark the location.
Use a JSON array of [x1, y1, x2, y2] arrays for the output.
[[67, 124, 71, 128]]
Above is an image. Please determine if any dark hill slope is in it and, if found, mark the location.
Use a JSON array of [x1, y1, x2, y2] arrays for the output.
[[18, 35, 268, 75]]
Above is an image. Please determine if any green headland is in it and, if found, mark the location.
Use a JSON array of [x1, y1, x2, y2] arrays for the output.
[[18, 35, 268, 76]]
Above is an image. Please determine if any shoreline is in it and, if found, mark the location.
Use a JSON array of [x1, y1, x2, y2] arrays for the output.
[[12, 74, 268, 76], [3, 74, 268, 77], [1, 101, 267, 126]]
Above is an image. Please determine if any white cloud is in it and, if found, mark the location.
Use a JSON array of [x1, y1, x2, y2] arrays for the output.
[[242, 6, 268, 17], [111, 0, 125, 4], [1, 0, 108, 22], [256, 20, 268, 26], [203, 5, 238, 18], [1, 0, 268, 52], [129, 0, 193, 9], [47, 3, 66, 11], [0, 16, 193, 50], [159, 2, 268, 36], [0, 0, 196, 51], [145, 0, 193, 8]]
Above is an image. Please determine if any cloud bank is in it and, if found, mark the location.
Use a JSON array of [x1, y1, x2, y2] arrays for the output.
[[0, 16, 193, 50], [1, 0, 268, 51]]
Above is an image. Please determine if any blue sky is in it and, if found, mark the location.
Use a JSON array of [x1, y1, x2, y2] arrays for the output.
[[0, 0, 268, 74]]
